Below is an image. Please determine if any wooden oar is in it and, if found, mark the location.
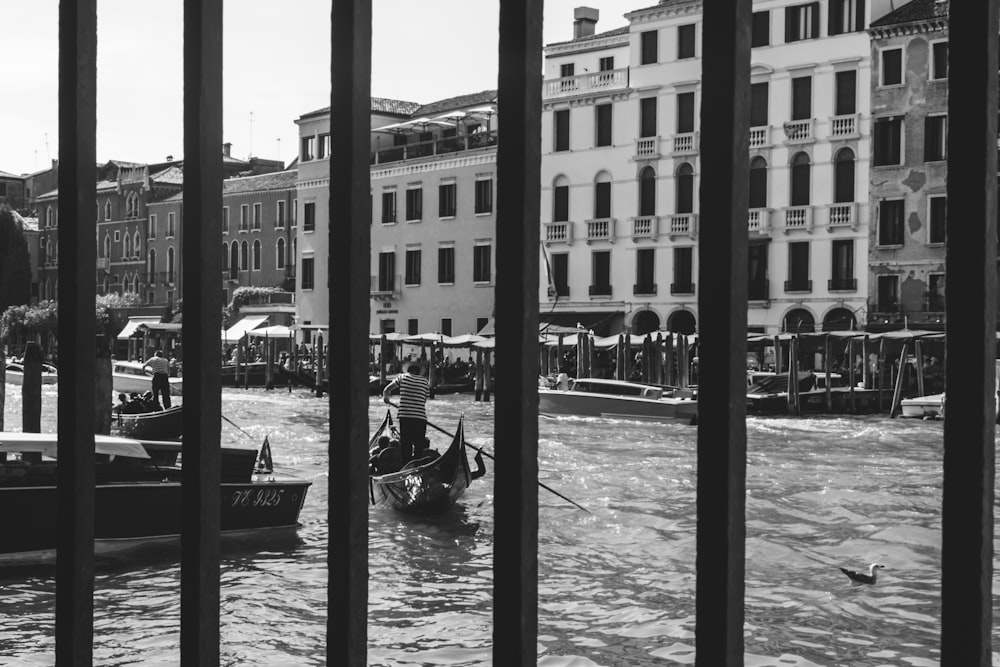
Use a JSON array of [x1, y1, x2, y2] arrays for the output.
[[387, 400, 592, 514], [222, 413, 257, 441]]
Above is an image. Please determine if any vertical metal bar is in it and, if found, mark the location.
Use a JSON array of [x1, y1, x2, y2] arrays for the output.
[[327, 0, 370, 663], [942, 0, 997, 663], [494, 1, 541, 662], [56, 0, 97, 661], [181, 1, 223, 663], [696, 1, 750, 664]]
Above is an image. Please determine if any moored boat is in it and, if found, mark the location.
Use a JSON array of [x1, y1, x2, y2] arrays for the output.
[[0, 431, 310, 561], [900, 392, 946, 419], [4, 360, 58, 385], [367, 410, 485, 515], [115, 404, 183, 440], [538, 377, 698, 423]]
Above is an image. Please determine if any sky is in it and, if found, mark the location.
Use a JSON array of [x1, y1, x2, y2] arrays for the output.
[[1, 0, 642, 177]]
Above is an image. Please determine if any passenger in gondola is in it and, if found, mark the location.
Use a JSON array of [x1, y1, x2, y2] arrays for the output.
[[382, 362, 430, 463]]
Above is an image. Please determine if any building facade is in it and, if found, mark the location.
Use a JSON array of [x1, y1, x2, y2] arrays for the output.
[[294, 94, 499, 341], [0, 170, 27, 211], [540, 1, 894, 336]]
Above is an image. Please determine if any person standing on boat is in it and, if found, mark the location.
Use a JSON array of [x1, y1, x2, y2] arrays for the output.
[[143, 349, 171, 409], [382, 362, 429, 463]]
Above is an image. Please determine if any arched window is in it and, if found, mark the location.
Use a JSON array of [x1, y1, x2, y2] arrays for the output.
[[790, 152, 811, 206], [292, 238, 297, 265], [46, 240, 52, 263], [252, 239, 262, 271], [222, 243, 229, 271], [749, 156, 768, 209], [104, 199, 112, 220], [133, 275, 139, 292], [240, 241, 249, 270], [675, 163, 694, 214], [552, 175, 570, 222], [230, 241, 239, 278], [103, 234, 111, 259], [834, 148, 855, 203], [102, 277, 109, 295], [276, 238, 286, 270], [123, 233, 131, 259], [639, 166, 656, 216], [148, 249, 156, 280], [46, 206, 53, 228], [594, 171, 612, 219], [167, 247, 175, 283], [133, 232, 141, 256]]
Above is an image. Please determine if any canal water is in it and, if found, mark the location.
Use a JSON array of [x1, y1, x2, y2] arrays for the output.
[[1, 385, 998, 666]]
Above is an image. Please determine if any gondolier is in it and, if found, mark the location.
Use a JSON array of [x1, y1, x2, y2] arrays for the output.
[[142, 349, 172, 409], [382, 363, 429, 463]]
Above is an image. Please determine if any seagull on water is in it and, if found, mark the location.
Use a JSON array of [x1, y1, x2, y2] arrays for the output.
[[839, 563, 885, 585]]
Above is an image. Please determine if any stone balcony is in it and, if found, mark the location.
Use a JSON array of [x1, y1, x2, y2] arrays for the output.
[[543, 67, 629, 100]]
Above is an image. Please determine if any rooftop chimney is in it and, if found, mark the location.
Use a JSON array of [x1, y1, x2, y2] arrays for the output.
[[222, 142, 232, 157], [574, 7, 599, 39]]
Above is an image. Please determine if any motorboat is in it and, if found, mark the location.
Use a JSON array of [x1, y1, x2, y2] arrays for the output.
[[0, 431, 310, 561], [538, 377, 698, 423], [900, 392, 946, 419], [4, 360, 58, 385], [112, 360, 183, 396]]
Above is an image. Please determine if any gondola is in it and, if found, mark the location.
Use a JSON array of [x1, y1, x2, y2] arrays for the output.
[[367, 410, 485, 515], [115, 404, 183, 440]]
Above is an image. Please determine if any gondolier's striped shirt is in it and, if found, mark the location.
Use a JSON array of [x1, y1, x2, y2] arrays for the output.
[[144, 356, 170, 375], [397, 373, 429, 420]]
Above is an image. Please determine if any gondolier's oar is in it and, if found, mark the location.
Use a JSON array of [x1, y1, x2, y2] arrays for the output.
[[222, 413, 256, 441], [387, 400, 592, 514]]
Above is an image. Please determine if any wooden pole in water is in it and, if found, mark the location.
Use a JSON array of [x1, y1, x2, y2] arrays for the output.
[[862, 335, 871, 389], [428, 341, 437, 399], [848, 337, 856, 413], [824, 334, 833, 413], [22, 341, 42, 433], [556, 333, 564, 376], [786, 336, 798, 415], [616, 334, 624, 380], [655, 332, 664, 385], [483, 349, 492, 402], [474, 348, 484, 401], [773, 335, 782, 375], [665, 332, 675, 385], [914, 337, 925, 396], [877, 337, 887, 412], [890, 342, 908, 417], [588, 333, 597, 378], [316, 333, 325, 398]]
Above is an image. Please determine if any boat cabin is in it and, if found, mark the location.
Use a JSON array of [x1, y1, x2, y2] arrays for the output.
[[570, 379, 664, 400]]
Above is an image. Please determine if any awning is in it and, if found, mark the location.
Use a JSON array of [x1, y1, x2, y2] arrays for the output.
[[136, 322, 182, 334], [246, 324, 293, 338], [116, 316, 161, 340], [223, 315, 268, 343], [539, 311, 624, 337]]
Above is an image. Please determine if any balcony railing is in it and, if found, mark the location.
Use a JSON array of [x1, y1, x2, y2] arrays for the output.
[[634, 137, 660, 160], [96, 257, 110, 270], [784, 279, 812, 292], [585, 218, 615, 243], [631, 216, 658, 240], [370, 274, 402, 298], [830, 113, 860, 139], [588, 284, 612, 297], [783, 119, 814, 143], [749, 125, 770, 148], [633, 283, 657, 295], [784, 206, 813, 233], [670, 282, 695, 296], [666, 213, 698, 239], [371, 130, 498, 166], [543, 67, 629, 100], [673, 132, 698, 155], [544, 221, 573, 244], [827, 203, 856, 229], [747, 208, 770, 234], [828, 278, 858, 291], [749, 279, 769, 302]]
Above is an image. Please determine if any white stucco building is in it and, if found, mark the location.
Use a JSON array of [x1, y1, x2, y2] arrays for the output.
[[539, 0, 898, 335]]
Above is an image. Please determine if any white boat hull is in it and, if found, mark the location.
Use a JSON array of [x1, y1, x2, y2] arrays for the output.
[[113, 373, 183, 396], [900, 393, 945, 419], [538, 387, 697, 423]]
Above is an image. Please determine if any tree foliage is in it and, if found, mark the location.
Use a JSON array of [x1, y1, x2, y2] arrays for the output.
[[0, 205, 32, 314], [224, 286, 279, 329], [95, 292, 143, 338], [1, 300, 58, 345]]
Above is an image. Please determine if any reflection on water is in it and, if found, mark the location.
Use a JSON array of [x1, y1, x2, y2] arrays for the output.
[[2, 385, 998, 665]]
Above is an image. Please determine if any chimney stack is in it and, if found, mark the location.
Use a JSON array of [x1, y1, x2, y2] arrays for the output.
[[222, 142, 232, 157], [574, 7, 599, 39]]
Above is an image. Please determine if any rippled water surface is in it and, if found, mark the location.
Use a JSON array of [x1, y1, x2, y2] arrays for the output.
[[2, 385, 1000, 666]]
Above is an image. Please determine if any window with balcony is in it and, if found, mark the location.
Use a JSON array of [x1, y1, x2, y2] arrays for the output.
[[438, 246, 455, 284], [554, 109, 570, 152], [828, 0, 864, 35], [676, 163, 694, 213], [750, 82, 768, 127], [167, 212, 176, 238], [439, 182, 456, 218], [784, 2, 819, 42], [789, 153, 811, 207], [678, 23, 695, 59], [880, 47, 902, 86], [301, 135, 316, 161], [673, 246, 694, 294], [931, 41, 948, 80], [594, 177, 611, 219], [748, 242, 769, 300], [252, 202, 262, 231], [640, 30, 658, 65], [405, 248, 421, 286], [786, 242, 810, 291], [378, 251, 395, 292], [791, 76, 812, 121], [276, 200, 286, 229], [301, 257, 314, 290], [560, 63, 574, 78], [925, 115, 947, 161], [640, 97, 657, 138], [276, 238, 286, 270], [473, 244, 491, 283], [405, 187, 423, 222], [303, 201, 316, 231], [835, 70, 856, 115], [929, 195, 947, 244], [878, 199, 905, 245], [751, 10, 770, 47], [834, 148, 855, 203], [252, 240, 261, 271], [831, 239, 855, 289], [596, 104, 612, 147], [381, 191, 396, 224], [554, 182, 569, 221], [749, 156, 768, 209], [149, 213, 158, 239], [639, 166, 656, 216], [677, 92, 695, 134], [635, 248, 655, 294], [552, 253, 569, 297], [877, 274, 899, 312], [599, 56, 614, 71], [474, 179, 493, 214], [591, 250, 611, 295], [873, 116, 902, 166]]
